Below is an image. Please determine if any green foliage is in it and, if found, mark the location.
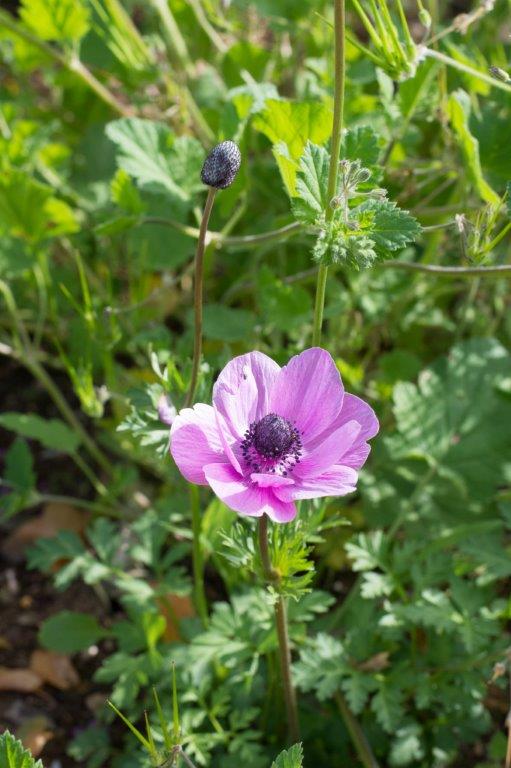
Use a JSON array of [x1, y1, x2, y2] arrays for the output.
[[19, 0, 90, 43], [448, 90, 500, 205], [0, 733, 42, 768], [106, 118, 204, 203], [1, 2, 511, 767], [39, 610, 108, 653], [0, 170, 78, 243], [0, 413, 81, 453], [271, 744, 303, 768], [0, 438, 36, 519]]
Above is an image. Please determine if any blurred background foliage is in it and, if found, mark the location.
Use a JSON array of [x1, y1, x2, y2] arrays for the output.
[[0, 0, 511, 766]]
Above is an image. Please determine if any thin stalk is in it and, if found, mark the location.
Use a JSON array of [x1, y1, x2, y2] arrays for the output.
[[190, 485, 209, 626], [335, 692, 380, 768], [480, 221, 511, 255], [258, 516, 300, 744], [424, 47, 511, 95], [143, 217, 301, 249], [185, 187, 217, 407], [312, 0, 345, 346], [148, 0, 194, 76]]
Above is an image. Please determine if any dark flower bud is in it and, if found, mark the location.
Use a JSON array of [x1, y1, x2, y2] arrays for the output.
[[201, 140, 241, 189]]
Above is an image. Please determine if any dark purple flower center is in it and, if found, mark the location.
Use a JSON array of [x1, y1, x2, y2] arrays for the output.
[[241, 413, 302, 475]]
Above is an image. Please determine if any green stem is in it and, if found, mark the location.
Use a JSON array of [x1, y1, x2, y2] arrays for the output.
[[312, 0, 345, 347], [142, 217, 302, 249], [335, 692, 380, 768], [190, 485, 209, 626], [185, 188, 217, 408], [424, 47, 511, 94], [258, 516, 300, 744]]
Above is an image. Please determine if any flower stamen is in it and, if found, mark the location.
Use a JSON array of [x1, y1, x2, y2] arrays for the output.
[[241, 413, 302, 476]]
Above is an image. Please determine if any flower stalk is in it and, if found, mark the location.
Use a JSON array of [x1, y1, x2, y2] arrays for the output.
[[312, 0, 346, 346], [185, 187, 216, 408], [258, 515, 300, 744]]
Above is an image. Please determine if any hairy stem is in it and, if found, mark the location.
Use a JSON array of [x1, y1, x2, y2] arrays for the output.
[[258, 516, 300, 743], [190, 485, 209, 626], [312, 0, 345, 346], [335, 692, 381, 768], [185, 188, 217, 407]]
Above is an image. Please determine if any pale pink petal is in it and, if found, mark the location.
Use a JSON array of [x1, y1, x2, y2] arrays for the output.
[[251, 473, 295, 488], [274, 465, 358, 502], [204, 463, 296, 522], [341, 394, 379, 441], [269, 348, 344, 444], [214, 409, 243, 475], [213, 352, 281, 439], [170, 404, 225, 484], [266, 498, 297, 523], [295, 420, 361, 479]]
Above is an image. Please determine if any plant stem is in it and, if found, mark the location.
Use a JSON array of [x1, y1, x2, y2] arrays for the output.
[[335, 692, 380, 768], [258, 516, 300, 744], [312, 0, 346, 346], [142, 217, 302, 249], [424, 47, 511, 94], [185, 187, 217, 407], [190, 484, 209, 626]]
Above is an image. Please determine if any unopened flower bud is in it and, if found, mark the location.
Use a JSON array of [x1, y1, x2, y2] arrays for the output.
[[201, 140, 241, 189], [330, 196, 342, 209], [418, 8, 432, 28], [357, 168, 372, 184], [158, 394, 176, 426]]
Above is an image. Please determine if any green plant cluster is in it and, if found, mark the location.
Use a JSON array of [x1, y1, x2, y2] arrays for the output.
[[1, 1, 511, 767]]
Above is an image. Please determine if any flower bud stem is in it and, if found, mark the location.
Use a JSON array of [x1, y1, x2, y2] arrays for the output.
[[185, 187, 217, 408], [258, 516, 300, 744], [312, 0, 346, 346]]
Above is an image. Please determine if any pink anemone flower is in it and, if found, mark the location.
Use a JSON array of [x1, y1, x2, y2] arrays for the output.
[[170, 347, 379, 523]]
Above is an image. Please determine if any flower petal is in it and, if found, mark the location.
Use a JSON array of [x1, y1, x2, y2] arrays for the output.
[[204, 463, 296, 522], [170, 404, 225, 484], [269, 348, 344, 444], [295, 420, 361, 479], [274, 465, 358, 502], [213, 351, 281, 439], [330, 394, 379, 469], [250, 473, 295, 488]]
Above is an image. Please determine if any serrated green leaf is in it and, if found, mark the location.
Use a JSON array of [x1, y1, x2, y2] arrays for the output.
[[389, 338, 511, 507], [390, 723, 424, 767], [371, 684, 405, 733], [292, 141, 330, 223], [0, 731, 43, 768], [0, 412, 80, 453], [19, 0, 90, 42], [343, 125, 382, 167], [271, 743, 303, 768], [448, 90, 499, 205], [106, 118, 204, 203], [27, 531, 85, 573], [341, 672, 378, 714], [39, 610, 108, 653], [357, 199, 421, 253]]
